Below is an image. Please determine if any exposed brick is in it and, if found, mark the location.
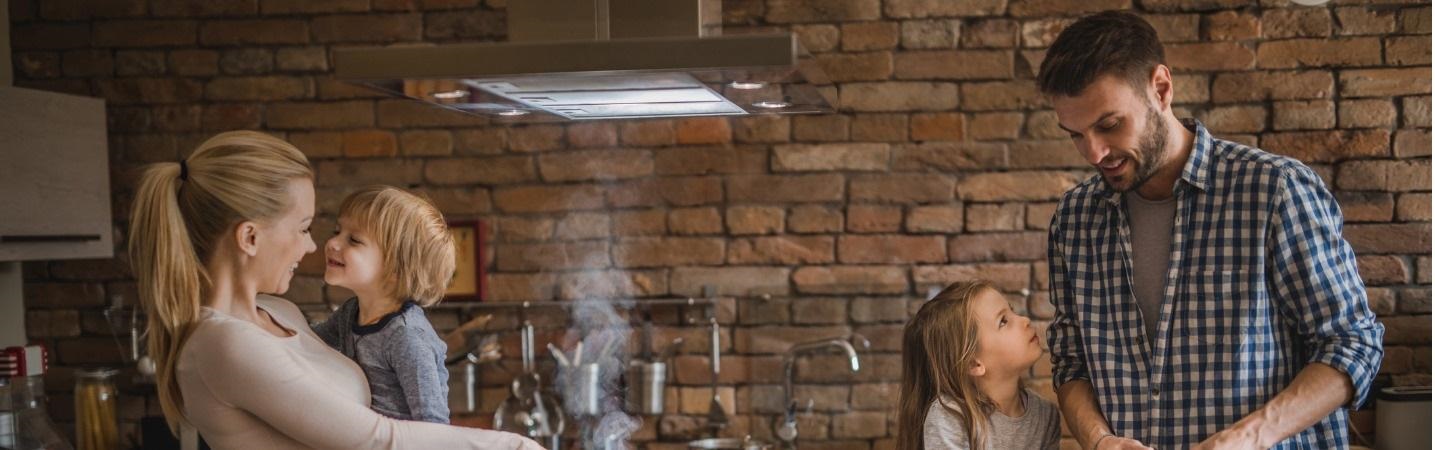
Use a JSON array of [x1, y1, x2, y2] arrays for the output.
[[503, 125, 564, 152], [11, 23, 91, 51], [726, 206, 785, 235], [607, 177, 723, 208], [668, 207, 724, 236], [884, 0, 1005, 18], [619, 120, 676, 146], [728, 236, 835, 265], [910, 112, 966, 141], [312, 14, 422, 43], [1273, 100, 1336, 130], [1399, 287, 1432, 314], [1396, 193, 1431, 221], [613, 237, 725, 268], [1262, 8, 1332, 38], [13, 52, 59, 80], [151, 0, 257, 17], [1202, 105, 1268, 134], [960, 80, 1045, 110], [397, 130, 452, 156], [1260, 130, 1390, 163], [1398, 6, 1431, 34], [899, 19, 961, 49], [425, 155, 535, 185], [93, 20, 198, 48], [965, 202, 1025, 232], [496, 241, 610, 271], [424, 9, 506, 40], [1335, 6, 1398, 35], [1009, 139, 1086, 169], [1257, 38, 1383, 69], [670, 267, 791, 297], [968, 112, 1023, 141], [1358, 255, 1411, 285], [1339, 99, 1398, 128], [833, 411, 888, 438], [847, 204, 903, 233], [205, 76, 310, 101], [895, 50, 1013, 80], [202, 104, 262, 131], [1212, 70, 1334, 102], [842, 22, 899, 51], [675, 117, 732, 145], [912, 262, 1030, 292], [1345, 223, 1431, 254], [792, 114, 851, 142], [789, 206, 844, 233], [840, 82, 959, 112], [287, 132, 343, 158], [275, 47, 329, 72], [727, 174, 844, 203], [964, 19, 1019, 48], [201, 20, 308, 45], [492, 185, 606, 213], [957, 171, 1080, 201], [1336, 192, 1395, 222], [1204, 10, 1260, 40], [950, 232, 1046, 262], [60, 50, 111, 78], [1394, 130, 1431, 158], [613, 209, 667, 236], [851, 114, 908, 142], [315, 159, 423, 187], [733, 115, 791, 143], [1168, 41, 1256, 71], [115, 51, 166, 76], [792, 24, 841, 53], [93, 78, 204, 104], [894, 141, 1008, 171], [338, 130, 396, 158], [839, 235, 945, 264], [412, 186, 490, 215], [553, 213, 609, 240], [1008, 0, 1129, 18], [24, 283, 107, 309], [261, 0, 368, 14], [1340, 68, 1432, 98], [765, 0, 880, 23], [538, 149, 653, 182], [219, 48, 273, 75], [266, 101, 372, 129], [1380, 315, 1431, 345], [1386, 36, 1432, 66], [1021, 17, 1076, 48], [556, 269, 667, 300], [1139, 0, 1248, 13], [851, 174, 955, 203], [793, 266, 908, 295], [906, 205, 964, 233], [26, 310, 81, 338]]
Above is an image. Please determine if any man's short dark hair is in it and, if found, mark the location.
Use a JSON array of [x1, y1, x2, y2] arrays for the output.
[[1037, 11, 1165, 97]]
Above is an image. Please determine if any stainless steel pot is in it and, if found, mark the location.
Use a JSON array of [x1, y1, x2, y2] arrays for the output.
[[687, 437, 772, 450], [624, 360, 665, 415]]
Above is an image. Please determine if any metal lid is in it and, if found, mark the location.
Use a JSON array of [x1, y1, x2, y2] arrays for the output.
[[76, 367, 120, 380], [1377, 386, 1432, 402]]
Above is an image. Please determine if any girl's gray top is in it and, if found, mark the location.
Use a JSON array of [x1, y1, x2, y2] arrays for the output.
[[923, 389, 1061, 450], [313, 298, 450, 423]]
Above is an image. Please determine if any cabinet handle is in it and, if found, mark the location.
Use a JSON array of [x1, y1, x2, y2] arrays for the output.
[[0, 234, 102, 243]]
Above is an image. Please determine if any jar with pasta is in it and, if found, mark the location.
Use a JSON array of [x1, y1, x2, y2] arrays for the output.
[[73, 368, 118, 450]]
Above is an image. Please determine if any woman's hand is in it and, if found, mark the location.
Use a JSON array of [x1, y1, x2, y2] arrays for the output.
[[508, 432, 544, 450]]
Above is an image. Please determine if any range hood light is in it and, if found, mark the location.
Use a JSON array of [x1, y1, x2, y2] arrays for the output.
[[496, 109, 531, 117], [752, 101, 790, 109], [729, 81, 765, 90], [431, 90, 469, 100]]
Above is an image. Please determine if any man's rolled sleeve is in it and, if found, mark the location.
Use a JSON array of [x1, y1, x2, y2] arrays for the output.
[[1047, 215, 1090, 388]]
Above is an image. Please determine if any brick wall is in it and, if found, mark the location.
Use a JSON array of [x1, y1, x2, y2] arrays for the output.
[[10, 0, 1431, 448]]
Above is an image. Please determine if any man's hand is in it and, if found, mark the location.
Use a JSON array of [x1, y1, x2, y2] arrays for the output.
[[1096, 435, 1155, 450], [1191, 428, 1261, 450]]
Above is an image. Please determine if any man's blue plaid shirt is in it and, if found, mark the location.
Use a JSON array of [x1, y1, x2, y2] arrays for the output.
[[1047, 119, 1384, 448]]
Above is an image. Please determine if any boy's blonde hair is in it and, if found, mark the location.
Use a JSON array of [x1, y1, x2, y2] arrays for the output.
[[897, 280, 1008, 450], [338, 186, 456, 307]]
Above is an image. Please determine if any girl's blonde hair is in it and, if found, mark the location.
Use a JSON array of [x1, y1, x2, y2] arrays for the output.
[[337, 186, 456, 307], [128, 131, 312, 434], [897, 280, 1004, 450]]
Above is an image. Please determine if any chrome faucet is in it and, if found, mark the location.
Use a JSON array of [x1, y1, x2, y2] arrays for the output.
[[775, 335, 869, 447]]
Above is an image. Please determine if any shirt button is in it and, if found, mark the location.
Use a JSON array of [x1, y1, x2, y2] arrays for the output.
[[1151, 388, 1160, 397]]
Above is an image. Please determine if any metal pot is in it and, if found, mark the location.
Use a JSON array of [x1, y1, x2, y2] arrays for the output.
[[625, 360, 665, 415], [687, 437, 772, 450]]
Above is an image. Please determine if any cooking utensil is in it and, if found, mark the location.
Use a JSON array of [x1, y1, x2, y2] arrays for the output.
[[688, 436, 772, 450], [495, 321, 564, 442], [705, 317, 727, 434]]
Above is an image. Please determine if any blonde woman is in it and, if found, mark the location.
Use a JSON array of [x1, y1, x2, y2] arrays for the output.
[[896, 281, 1060, 450], [128, 131, 539, 449]]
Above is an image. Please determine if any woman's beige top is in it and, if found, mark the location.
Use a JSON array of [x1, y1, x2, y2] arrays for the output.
[[178, 295, 531, 450]]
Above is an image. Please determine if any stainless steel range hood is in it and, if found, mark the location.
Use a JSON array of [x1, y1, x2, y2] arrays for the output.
[[333, 0, 835, 122]]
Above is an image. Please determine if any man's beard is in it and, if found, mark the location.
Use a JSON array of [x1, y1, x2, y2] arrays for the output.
[[1104, 105, 1169, 193]]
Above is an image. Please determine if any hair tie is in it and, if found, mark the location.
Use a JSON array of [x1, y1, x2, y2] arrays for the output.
[[179, 160, 189, 181]]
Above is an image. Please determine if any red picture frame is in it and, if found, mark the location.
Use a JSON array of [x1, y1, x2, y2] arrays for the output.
[[444, 220, 486, 302]]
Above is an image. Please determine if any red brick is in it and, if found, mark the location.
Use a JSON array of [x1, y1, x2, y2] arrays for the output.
[[1395, 130, 1431, 158], [965, 202, 1025, 232], [894, 142, 1008, 171], [411, 186, 490, 215], [24, 283, 107, 309], [675, 117, 732, 144], [655, 145, 767, 175], [1260, 130, 1391, 163], [287, 132, 343, 158], [1201, 105, 1267, 134], [1009, 140, 1086, 169], [957, 171, 1080, 201], [1273, 101, 1336, 131], [492, 185, 605, 213], [668, 207, 723, 235], [906, 205, 964, 233], [1262, 8, 1332, 38], [553, 213, 610, 240], [454, 128, 507, 155], [1398, 6, 1431, 34], [950, 232, 1046, 262], [1338, 99, 1398, 128], [1021, 18, 1077, 48], [895, 50, 1013, 80], [423, 10, 506, 40], [266, 100, 372, 129], [556, 269, 667, 300], [833, 411, 888, 439], [205, 76, 311, 101], [765, 0, 880, 23], [538, 149, 653, 182], [93, 78, 204, 104], [1139, 0, 1249, 13], [960, 80, 1045, 110], [840, 82, 959, 112], [10, 23, 91, 50], [340, 130, 397, 158], [967, 112, 1023, 141], [733, 115, 792, 143], [773, 143, 889, 172], [58, 50, 110, 77], [847, 204, 903, 233], [564, 122, 618, 148], [398, 130, 452, 156], [1212, 71, 1334, 103], [851, 114, 908, 142], [1359, 255, 1411, 285], [793, 266, 908, 295], [670, 267, 791, 297], [727, 174, 845, 203], [792, 298, 850, 325], [789, 206, 844, 233], [912, 262, 1030, 292], [842, 22, 899, 51], [910, 112, 965, 141], [1340, 68, 1432, 98], [261, 0, 368, 14], [151, 0, 257, 17], [613, 209, 667, 236], [38, 0, 143, 19], [726, 206, 785, 235], [1380, 315, 1431, 345], [728, 236, 835, 265], [26, 310, 81, 338], [1167, 41, 1256, 71], [1395, 193, 1430, 221], [1008, 0, 1129, 18], [201, 20, 309, 45], [900, 19, 962, 49], [963, 19, 1019, 48], [792, 115, 851, 142], [851, 174, 955, 203], [315, 159, 423, 186], [149, 105, 203, 131], [496, 241, 608, 271], [93, 20, 197, 47], [1336, 192, 1395, 222], [275, 47, 329, 72], [312, 14, 422, 43], [839, 235, 946, 264], [503, 125, 563, 152], [199, 104, 260, 131], [613, 237, 725, 268], [884, 0, 1005, 18], [1204, 11, 1260, 41], [424, 155, 536, 185], [1386, 36, 1432, 66], [792, 24, 841, 53], [1257, 38, 1383, 69], [607, 177, 722, 208], [1335, 6, 1398, 35], [1345, 223, 1431, 254]]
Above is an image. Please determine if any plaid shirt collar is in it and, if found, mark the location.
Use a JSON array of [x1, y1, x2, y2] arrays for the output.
[[1096, 118, 1214, 205]]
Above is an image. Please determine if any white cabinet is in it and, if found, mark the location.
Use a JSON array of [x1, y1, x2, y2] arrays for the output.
[[0, 86, 113, 262]]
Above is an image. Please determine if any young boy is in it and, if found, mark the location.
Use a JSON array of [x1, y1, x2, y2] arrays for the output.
[[312, 185, 457, 423]]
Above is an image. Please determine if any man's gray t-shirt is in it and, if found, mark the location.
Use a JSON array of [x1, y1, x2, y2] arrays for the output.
[[312, 298, 450, 423], [1125, 192, 1178, 344], [922, 389, 1060, 450]]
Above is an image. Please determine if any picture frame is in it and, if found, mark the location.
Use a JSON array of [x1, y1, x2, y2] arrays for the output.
[[444, 220, 486, 302]]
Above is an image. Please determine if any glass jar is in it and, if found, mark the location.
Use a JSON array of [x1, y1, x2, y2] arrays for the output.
[[73, 369, 118, 450]]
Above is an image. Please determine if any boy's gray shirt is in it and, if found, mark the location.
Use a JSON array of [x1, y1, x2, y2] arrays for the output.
[[923, 389, 1060, 450], [313, 298, 450, 423]]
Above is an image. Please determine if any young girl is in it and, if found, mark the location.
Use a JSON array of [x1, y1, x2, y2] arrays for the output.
[[898, 281, 1061, 450], [312, 185, 457, 423]]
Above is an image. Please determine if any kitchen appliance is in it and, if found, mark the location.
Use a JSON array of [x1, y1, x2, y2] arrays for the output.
[[1375, 385, 1431, 450], [334, 0, 834, 122]]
